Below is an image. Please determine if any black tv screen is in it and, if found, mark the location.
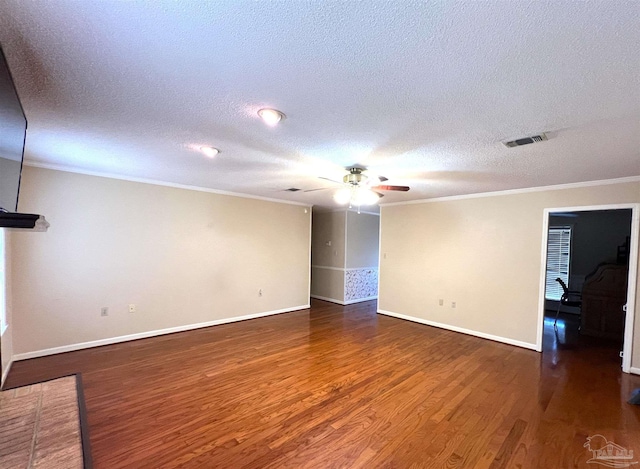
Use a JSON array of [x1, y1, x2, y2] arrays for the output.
[[0, 45, 27, 213]]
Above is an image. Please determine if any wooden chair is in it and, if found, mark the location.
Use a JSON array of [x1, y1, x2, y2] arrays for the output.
[[554, 277, 582, 329]]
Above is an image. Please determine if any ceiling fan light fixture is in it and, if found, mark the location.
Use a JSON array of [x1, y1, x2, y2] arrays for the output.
[[352, 187, 379, 206], [328, 167, 404, 207], [334, 186, 379, 207], [258, 108, 285, 126], [200, 146, 219, 158], [333, 188, 352, 205]]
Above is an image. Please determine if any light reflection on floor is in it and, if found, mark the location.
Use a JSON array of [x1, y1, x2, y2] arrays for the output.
[[542, 312, 623, 370], [544, 317, 566, 347]]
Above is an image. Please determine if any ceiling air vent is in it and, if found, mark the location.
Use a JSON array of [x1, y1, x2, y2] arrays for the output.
[[285, 187, 301, 192], [503, 133, 548, 148]]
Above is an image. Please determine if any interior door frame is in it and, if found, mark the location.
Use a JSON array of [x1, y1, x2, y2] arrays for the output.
[[536, 203, 639, 373]]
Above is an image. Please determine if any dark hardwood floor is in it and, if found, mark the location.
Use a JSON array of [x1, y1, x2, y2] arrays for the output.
[[5, 300, 640, 468]]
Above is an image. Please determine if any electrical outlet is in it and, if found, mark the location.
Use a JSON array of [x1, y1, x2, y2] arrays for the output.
[[439, 299, 444, 306], [451, 302, 456, 308], [129, 304, 136, 313], [101, 307, 108, 317]]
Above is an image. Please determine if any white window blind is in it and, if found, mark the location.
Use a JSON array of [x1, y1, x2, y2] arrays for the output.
[[545, 226, 571, 301]]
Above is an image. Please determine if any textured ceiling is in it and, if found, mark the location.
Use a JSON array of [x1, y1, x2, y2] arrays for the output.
[[0, 0, 638, 209]]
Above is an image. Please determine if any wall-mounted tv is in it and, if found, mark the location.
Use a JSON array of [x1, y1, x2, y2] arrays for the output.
[[0, 45, 25, 213], [0, 45, 48, 230]]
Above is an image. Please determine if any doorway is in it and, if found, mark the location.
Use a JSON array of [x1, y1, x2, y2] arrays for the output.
[[536, 204, 639, 373]]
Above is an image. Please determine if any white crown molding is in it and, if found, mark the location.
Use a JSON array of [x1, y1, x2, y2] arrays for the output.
[[347, 208, 380, 216], [377, 309, 538, 351], [25, 162, 312, 208], [312, 207, 380, 216], [12, 304, 310, 361], [380, 175, 640, 207]]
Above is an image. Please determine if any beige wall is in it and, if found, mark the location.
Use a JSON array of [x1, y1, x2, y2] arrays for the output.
[[311, 210, 346, 302], [311, 211, 346, 268], [346, 211, 379, 269], [10, 167, 311, 357], [379, 181, 640, 368], [0, 229, 13, 386], [310, 267, 345, 302]]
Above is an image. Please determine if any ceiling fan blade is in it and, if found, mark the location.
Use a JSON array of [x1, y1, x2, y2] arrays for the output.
[[318, 176, 343, 185], [371, 185, 410, 192], [358, 168, 387, 182], [373, 191, 384, 198], [303, 187, 330, 192]]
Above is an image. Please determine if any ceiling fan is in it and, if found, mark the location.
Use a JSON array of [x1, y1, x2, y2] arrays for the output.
[[306, 166, 410, 207]]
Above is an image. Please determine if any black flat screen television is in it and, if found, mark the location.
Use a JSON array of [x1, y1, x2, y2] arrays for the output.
[[0, 45, 25, 213], [0, 45, 47, 229]]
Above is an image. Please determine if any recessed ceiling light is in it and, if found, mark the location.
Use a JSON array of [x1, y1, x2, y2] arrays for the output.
[[258, 108, 285, 126], [200, 146, 219, 158]]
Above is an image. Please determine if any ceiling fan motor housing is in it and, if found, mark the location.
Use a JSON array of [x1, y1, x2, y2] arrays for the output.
[[344, 168, 367, 185]]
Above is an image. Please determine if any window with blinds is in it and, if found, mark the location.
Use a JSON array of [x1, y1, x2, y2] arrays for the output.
[[545, 226, 572, 300]]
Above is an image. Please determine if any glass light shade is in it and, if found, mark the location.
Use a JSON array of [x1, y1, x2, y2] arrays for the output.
[[333, 188, 352, 205], [351, 187, 379, 206]]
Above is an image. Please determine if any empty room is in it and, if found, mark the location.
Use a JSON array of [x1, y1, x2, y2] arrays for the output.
[[1, 1, 639, 468]]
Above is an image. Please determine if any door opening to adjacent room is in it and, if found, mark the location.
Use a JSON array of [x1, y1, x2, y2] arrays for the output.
[[538, 206, 637, 373]]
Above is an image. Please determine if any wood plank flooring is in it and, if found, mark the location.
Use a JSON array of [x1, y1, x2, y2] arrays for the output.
[[5, 300, 640, 468]]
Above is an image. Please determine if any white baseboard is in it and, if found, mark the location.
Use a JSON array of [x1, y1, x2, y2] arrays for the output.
[[630, 367, 640, 376], [311, 295, 345, 305], [1, 360, 12, 389], [311, 295, 378, 306], [377, 309, 538, 351], [345, 296, 377, 305], [13, 304, 310, 361]]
